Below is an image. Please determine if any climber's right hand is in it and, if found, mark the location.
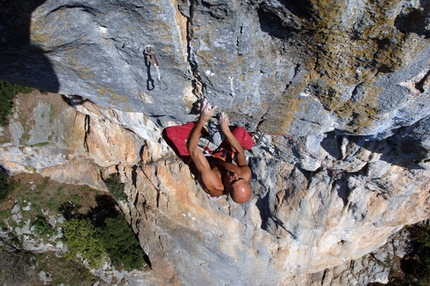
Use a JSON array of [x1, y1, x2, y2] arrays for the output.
[[199, 98, 217, 122]]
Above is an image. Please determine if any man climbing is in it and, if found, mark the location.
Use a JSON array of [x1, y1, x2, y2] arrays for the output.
[[163, 99, 254, 203]]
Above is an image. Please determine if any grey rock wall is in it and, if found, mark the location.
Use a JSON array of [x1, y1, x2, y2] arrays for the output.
[[1, 0, 429, 136]]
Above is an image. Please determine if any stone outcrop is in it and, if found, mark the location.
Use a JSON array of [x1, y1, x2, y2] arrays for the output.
[[1, 0, 430, 136], [2, 90, 430, 285], [282, 227, 412, 285], [1, 0, 430, 285]]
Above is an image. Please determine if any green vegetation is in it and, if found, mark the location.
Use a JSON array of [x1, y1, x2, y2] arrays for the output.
[[105, 173, 127, 201], [0, 80, 31, 126], [0, 166, 12, 202], [62, 218, 106, 268], [31, 214, 56, 237], [98, 216, 146, 271], [49, 104, 55, 123], [0, 239, 97, 285], [399, 224, 430, 285], [62, 194, 146, 270], [31, 142, 49, 147], [0, 173, 148, 283], [36, 178, 49, 191], [58, 201, 79, 220], [34, 252, 97, 285], [0, 246, 35, 285], [0, 209, 12, 228], [10, 177, 88, 222], [62, 215, 146, 270]]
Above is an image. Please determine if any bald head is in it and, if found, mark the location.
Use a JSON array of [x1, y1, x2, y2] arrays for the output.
[[229, 180, 252, 203]]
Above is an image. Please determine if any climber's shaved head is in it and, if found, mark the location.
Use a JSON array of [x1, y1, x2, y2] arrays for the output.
[[229, 180, 252, 203]]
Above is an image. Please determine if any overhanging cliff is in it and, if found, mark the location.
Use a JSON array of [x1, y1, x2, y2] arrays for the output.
[[1, 0, 429, 136], [1, 0, 430, 285]]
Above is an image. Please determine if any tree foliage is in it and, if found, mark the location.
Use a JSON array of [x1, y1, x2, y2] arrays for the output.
[[104, 173, 126, 201], [62, 195, 146, 271], [0, 166, 12, 203], [98, 216, 146, 271], [31, 214, 56, 237], [399, 224, 430, 285], [0, 80, 31, 126], [62, 218, 105, 268]]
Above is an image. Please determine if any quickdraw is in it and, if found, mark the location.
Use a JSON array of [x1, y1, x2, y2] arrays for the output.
[[144, 46, 159, 67], [143, 45, 167, 90]]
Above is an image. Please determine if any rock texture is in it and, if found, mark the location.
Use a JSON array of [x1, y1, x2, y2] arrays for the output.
[[1, 0, 429, 136], [283, 227, 411, 285], [1, 0, 430, 285], [2, 90, 430, 285]]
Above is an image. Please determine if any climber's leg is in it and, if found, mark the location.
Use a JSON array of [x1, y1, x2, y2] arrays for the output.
[[162, 122, 195, 164], [217, 126, 254, 151]]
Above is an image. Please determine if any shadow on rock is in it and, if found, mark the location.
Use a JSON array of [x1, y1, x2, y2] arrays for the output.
[[321, 122, 430, 171], [88, 194, 120, 227], [0, 0, 59, 92], [394, 2, 430, 38]]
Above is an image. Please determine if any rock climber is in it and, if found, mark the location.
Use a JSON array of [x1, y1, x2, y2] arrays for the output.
[[163, 99, 254, 203]]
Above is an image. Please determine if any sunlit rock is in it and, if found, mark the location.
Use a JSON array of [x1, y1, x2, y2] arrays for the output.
[[1, 0, 430, 285]]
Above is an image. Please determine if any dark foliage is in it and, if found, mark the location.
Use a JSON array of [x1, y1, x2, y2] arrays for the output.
[[0, 80, 31, 126], [400, 224, 430, 285], [104, 173, 127, 201], [31, 214, 56, 237], [0, 246, 35, 285], [97, 216, 146, 271], [0, 166, 12, 202], [62, 194, 147, 270]]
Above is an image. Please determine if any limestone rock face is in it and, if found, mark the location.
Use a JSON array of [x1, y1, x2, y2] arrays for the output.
[[1, 0, 430, 285], [1, 0, 430, 136], [2, 91, 430, 285]]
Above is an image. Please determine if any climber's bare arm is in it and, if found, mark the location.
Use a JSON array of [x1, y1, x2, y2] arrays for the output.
[[187, 100, 224, 194], [219, 112, 248, 167]]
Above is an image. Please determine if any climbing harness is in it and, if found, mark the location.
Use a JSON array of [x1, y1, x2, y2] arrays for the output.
[[202, 127, 221, 155], [143, 45, 167, 90]]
